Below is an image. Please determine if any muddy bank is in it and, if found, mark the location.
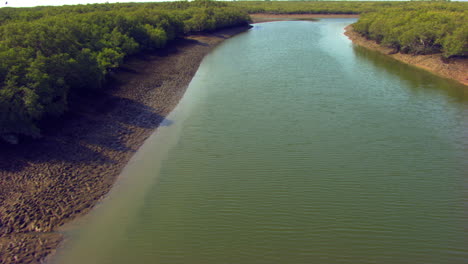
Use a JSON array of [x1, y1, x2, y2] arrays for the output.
[[345, 25, 468, 86], [251, 13, 359, 23], [0, 25, 251, 264]]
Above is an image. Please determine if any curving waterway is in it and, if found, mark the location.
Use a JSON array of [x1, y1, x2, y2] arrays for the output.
[[51, 19, 468, 264]]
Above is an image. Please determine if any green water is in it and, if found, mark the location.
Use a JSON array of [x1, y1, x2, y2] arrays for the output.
[[52, 20, 468, 264]]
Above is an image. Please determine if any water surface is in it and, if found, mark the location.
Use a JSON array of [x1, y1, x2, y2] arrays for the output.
[[52, 19, 468, 264]]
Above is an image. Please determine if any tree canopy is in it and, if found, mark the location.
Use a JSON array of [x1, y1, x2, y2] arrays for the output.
[[353, 3, 467, 57], [0, 1, 250, 138], [0, 1, 466, 138]]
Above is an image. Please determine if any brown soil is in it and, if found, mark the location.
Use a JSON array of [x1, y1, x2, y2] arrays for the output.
[[0, 25, 251, 264], [251, 13, 359, 23], [344, 25, 468, 86]]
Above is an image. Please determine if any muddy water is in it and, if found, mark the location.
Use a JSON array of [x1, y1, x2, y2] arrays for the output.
[[51, 19, 468, 264]]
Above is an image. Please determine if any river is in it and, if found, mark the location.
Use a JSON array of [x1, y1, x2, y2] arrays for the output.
[[51, 19, 468, 264]]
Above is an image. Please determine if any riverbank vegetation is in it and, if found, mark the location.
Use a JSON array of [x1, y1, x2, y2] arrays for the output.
[[0, 1, 249, 138], [232, 1, 467, 58], [353, 3, 467, 58], [230, 1, 400, 14], [0, 1, 466, 139]]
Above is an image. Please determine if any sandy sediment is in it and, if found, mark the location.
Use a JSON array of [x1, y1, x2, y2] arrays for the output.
[[344, 25, 468, 86], [0, 25, 251, 264]]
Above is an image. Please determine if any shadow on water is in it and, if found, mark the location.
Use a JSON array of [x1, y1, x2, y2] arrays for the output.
[[352, 45, 468, 103], [0, 92, 173, 172]]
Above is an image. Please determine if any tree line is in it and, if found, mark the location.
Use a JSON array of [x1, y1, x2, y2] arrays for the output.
[[229, 1, 408, 15], [0, 1, 250, 138], [232, 1, 466, 61], [1, 1, 466, 139], [352, 3, 467, 57]]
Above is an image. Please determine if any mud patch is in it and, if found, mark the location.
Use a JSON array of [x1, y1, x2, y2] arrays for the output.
[[344, 25, 467, 87], [0, 25, 251, 264]]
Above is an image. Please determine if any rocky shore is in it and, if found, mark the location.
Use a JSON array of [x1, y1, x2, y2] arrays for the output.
[[0, 25, 251, 264], [344, 25, 468, 86]]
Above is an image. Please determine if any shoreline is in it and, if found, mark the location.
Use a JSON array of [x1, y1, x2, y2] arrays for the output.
[[344, 25, 468, 87], [0, 25, 251, 264], [250, 13, 359, 23], [2, 17, 466, 264]]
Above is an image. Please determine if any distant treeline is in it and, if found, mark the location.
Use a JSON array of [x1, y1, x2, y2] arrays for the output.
[[229, 1, 408, 15], [233, 1, 467, 56], [0, 1, 250, 137], [353, 3, 467, 57], [1, 1, 466, 138]]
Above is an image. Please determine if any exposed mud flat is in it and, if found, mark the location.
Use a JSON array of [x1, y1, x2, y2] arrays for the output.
[[345, 25, 468, 86], [0, 26, 251, 264]]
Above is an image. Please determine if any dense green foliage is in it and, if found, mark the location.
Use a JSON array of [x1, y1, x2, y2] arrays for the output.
[[1, 1, 466, 138], [0, 1, 249, 137], [353, 3, 467, 57], [230, 1, 405, 15], [233, 1, 466, 56], [232, 1, 466, 58]]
